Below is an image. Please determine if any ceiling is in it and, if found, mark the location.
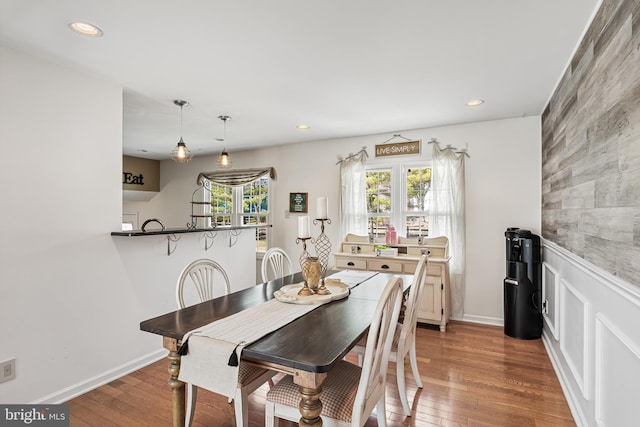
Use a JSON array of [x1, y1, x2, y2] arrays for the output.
[[0, 0, 600, 160]]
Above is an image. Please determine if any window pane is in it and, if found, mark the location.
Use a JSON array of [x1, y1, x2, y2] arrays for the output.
[[214, 215, 231, 226], [243, 214, 268, 251], [242, 178, 269, 251], [406, 167, 431, 211], [370, 216, 390, 238], [405, 215, 429, 237], [366, 170, 391, 213], [243, 177, 269, 214], [210, 183, 233, 225]]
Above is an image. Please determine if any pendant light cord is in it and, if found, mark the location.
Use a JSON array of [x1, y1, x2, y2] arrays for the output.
[[180, 104, 184, 138]]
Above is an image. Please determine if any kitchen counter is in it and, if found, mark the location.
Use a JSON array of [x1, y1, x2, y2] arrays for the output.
[[111, 223, 270, 237]]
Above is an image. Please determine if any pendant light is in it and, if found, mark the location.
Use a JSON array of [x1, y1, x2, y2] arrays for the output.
[[217, 115, 232, 169], [170, 100, 193, 163]]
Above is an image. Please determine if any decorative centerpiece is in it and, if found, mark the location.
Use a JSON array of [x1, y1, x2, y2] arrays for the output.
[[304, 256, 321, 290], [296, 216, 315, 296], [295, 197, 333, 297]]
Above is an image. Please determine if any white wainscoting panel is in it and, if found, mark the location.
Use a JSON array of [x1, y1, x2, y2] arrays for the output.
[[542, 240, 640, 427], [559, 279, 590, 400], [594, 314, 640, 427], [542, 262, 559, 340]]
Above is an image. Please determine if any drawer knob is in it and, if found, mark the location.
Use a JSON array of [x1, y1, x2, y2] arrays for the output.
[[381, 264, 390, 269], [347, 262, 355, 266]]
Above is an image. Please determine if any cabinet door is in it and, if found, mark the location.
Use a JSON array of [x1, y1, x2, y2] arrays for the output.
[[417, 275, 443, 323], [403, 260, 418, 274]]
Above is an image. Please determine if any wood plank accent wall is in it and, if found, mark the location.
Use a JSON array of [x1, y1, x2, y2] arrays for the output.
[[541, 0, 640, 287]]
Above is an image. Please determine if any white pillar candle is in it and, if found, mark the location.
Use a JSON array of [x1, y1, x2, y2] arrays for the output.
[[298, 216, 310, 238], [317, 196, 328, 219]]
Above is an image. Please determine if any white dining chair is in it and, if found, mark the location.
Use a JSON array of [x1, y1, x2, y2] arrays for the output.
[[176, 258, 276, 427], [351, 254, 429, 416], [261, 247, 294, 282], [264, 275, 404, 427]]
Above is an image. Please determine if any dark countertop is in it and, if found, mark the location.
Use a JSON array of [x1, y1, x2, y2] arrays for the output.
[[111, 223, 271, 237]]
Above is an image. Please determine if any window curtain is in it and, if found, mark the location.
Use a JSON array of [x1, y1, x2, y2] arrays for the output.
[[338, 148, 368, 238], [430, 142, 466, 319], [197, 167, 276, 186]]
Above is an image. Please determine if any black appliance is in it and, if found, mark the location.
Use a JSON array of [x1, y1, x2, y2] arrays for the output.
[[504, 227, 542, 339]]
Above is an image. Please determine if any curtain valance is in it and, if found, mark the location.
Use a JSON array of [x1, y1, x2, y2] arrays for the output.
[[197, 167, 276, 186]]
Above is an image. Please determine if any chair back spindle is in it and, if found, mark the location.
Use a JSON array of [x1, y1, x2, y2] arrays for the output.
[[261, 247, 293, 282], [176, 258, 231, 309]]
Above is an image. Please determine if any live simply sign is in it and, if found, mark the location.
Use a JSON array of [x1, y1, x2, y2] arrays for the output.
[[375, 140, 421, 158]]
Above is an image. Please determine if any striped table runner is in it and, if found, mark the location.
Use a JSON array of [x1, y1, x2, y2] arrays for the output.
[[178, 297, 320, 398], [326, 270, 378, 288]]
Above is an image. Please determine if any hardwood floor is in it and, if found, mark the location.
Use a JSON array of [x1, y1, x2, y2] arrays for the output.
[[67, 322, 575, 426]]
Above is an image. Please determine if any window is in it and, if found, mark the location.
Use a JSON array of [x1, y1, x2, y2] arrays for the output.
[[404, 167, 431, 238], [210, 183, 233, 225], [208, 177, 270, 251], [241, 177, 269, 252], [366, 169, 392, 238], [366, 163, 431, 239]]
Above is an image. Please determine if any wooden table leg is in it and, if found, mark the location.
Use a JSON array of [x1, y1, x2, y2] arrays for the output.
[[293, 371, 327, 426], [164, 338, 185, 427]]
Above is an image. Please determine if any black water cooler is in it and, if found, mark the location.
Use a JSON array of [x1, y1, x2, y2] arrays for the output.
[[504, 227, 542, 339]]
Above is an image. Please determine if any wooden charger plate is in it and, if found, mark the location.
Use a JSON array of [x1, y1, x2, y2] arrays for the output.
[[274, 280, 349, 304]]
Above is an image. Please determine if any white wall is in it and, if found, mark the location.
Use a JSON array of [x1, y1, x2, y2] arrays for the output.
[[0, 45, 256, 404], [145, 116, 542, 324], [258, 116, 541, 324]]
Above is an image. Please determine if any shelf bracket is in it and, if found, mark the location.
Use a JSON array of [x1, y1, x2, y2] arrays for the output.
[[203, 231, 217, 251], [228, 229, 241, 247], [167, 234, 180, 256]]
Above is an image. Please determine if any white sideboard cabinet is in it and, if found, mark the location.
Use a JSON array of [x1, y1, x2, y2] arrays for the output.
[[333, 234, 451, 331]]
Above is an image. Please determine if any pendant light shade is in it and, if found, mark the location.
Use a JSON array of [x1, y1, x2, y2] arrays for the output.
[[171, 100, 193, 163], [217, 150, 232, 168], [217, 115, 232, 169]]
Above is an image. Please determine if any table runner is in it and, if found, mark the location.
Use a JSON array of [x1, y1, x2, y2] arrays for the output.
[[327, 270, 379, 288], [177, 297, 320, 398]]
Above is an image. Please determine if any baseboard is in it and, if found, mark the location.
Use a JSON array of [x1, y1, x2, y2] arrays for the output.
[[32, 349, 167, 404], [542, 331, 587, 427], [460, 313, 503, 327]]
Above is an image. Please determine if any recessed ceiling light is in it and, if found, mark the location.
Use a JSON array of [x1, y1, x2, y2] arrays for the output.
[[68, 22, 103, 37], [296, 124, 310, 130], [466, 99, 484, 107]]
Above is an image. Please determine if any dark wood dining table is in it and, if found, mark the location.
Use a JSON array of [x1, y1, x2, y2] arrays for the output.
[[140, 270, 413, 426]]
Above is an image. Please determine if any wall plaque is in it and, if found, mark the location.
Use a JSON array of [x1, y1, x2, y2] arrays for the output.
[[122, 155, 160, 192], [375, 140, 421, 158], [289, 192, 308, 213]]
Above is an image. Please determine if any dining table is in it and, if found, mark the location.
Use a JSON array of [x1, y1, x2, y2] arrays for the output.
[[140, 270, 413, 426]]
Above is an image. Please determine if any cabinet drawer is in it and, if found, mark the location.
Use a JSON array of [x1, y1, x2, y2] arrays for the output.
[[335, 258, 367, 270], [367, 259, 403, 273], [403, 261, 418, 274], [427, 264, 442, 277]]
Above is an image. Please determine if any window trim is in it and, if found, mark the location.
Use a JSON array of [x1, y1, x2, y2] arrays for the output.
[[366, 160, 431, 238]]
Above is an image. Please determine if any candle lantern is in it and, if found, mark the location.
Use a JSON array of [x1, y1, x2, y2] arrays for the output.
[[314, 218, 332, 295], [296, 237, 315, 296]]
